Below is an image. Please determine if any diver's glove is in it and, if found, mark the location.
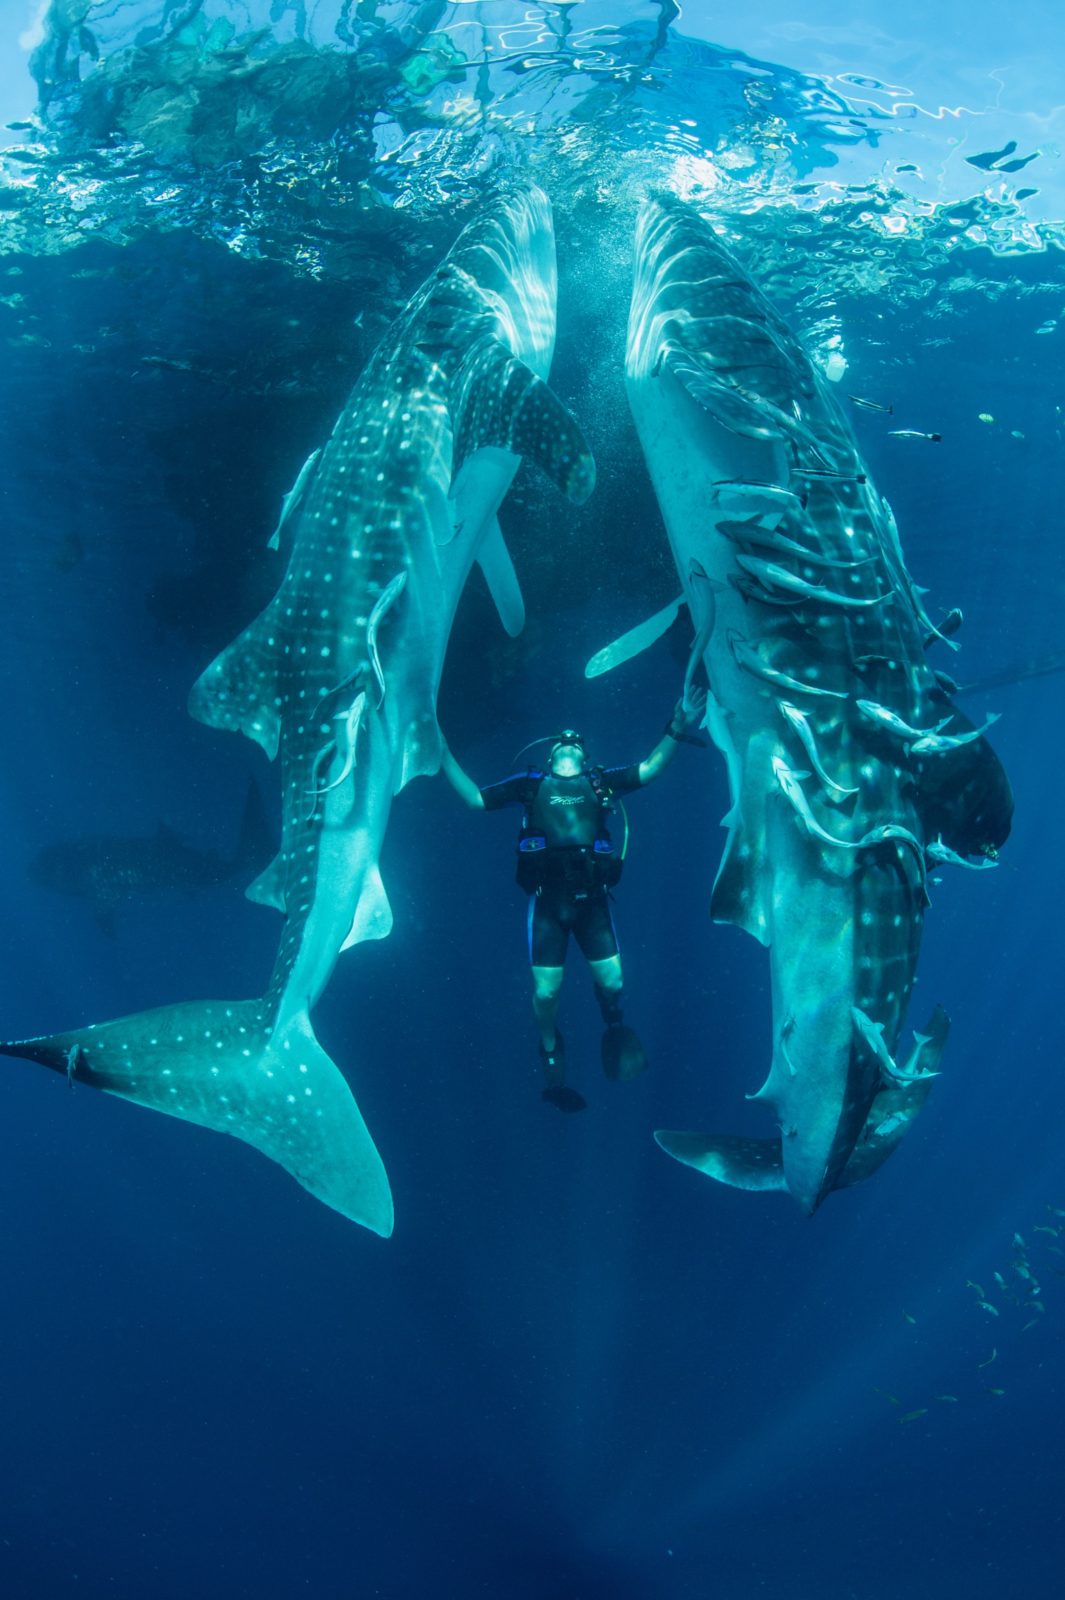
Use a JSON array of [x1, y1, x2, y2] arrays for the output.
[[665, 689, 708, 746]]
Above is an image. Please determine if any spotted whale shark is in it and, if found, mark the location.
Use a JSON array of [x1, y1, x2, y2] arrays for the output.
[[604, 196, 1011, 1213], [2, 187, 594, 1233]]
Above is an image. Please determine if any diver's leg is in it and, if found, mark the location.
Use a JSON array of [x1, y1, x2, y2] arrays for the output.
[[528, 894, 567, 1052], [580, 897, 624, 1022], [582, 903, 647, 1080], [588, 953, 624, 1025], [530, 897, 586, 1112], [532, 964, 565, 1053]]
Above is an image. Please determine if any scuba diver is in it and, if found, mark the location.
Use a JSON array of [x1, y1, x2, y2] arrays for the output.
[[440, 689, 708, 1112]]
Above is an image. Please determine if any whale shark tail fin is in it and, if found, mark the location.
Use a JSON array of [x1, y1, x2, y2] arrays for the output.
[[655, 1130, 786, 1192], [0, 1000, 393, 1235]]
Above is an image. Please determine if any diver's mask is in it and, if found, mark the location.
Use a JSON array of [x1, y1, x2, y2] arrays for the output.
[[549, 729, 585, 759]]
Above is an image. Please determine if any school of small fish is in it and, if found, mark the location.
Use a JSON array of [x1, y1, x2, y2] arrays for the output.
[[877, 1204, 1065, 1425]]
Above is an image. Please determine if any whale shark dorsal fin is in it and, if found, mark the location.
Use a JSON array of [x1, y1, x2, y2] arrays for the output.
[[585, 596, 684, 679], [655, 1131, 787, 1191], [341, 863, 393, 950], [455, 343, 596, 505], [246, 852, 287, 913], [477, 518, 525, 637], [188, 605, 283, 760]]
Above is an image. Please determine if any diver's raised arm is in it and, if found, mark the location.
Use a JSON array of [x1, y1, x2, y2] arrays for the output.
[[440, 743, 486, 810], [637, 688, 708, 785]]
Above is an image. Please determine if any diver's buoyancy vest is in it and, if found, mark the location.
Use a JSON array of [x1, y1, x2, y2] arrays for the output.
[[516, 768, 622, 893]]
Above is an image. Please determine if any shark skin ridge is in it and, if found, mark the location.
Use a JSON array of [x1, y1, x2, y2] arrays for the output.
[[2, 187, 595, 1233], [624, 196, 1011, 1213]]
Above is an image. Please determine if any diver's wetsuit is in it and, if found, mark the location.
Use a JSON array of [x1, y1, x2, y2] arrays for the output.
[[480, 765, 642, 965]]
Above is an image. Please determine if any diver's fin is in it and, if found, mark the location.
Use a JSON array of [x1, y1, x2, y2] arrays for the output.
[[477, 518, 525, 637], [455, 343, 596, 505], [341, 863, 393, 950], [188, 603, 284, 759], [601, 1024, 648, 1082], [542, 1084, 588, 1114], [655, 1130, 787, 1191], [585, 596, 684, 679], [0, 1002, 393, 1234], [245, 851, 286, 912]]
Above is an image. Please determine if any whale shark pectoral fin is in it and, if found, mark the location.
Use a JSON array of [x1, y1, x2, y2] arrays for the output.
[[585, 596, 684, 679], [188, 608, 283, 760], [245, 851, 287, 912], [341, 864, 393, 951], [0, 1002, 393, 1234], [457, 344, 596, 504], [477, 518, 525, 637], [655, 1130, 787, 1191]]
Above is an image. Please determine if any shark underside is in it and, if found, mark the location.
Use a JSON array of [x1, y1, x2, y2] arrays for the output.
[[609, 195, 1012, 1212]]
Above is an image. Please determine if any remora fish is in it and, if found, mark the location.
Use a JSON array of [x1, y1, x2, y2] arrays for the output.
[[1, 188, 594, 1233], [778, 702, 859, 802], [615, 196, 1011, 1211]]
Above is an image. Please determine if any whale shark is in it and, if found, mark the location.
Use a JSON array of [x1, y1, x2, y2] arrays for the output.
[[599, 195, 1011, 1213], [2, 187, 594, 1233], [28, 781, 274, 935]]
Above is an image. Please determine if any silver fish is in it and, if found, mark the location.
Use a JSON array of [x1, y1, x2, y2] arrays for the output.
[[728, 632, 847, 699], [926, 836, 999, 871], [366, 571, 408, 705], [857, 699, 952, 743], [269, 447, 322, 550], [778, 702, 859, 801], [735, 553, 891, 610], [773, 757, 861, 850], [848, 395, 894, 414], [910, 714, 1001, 756]]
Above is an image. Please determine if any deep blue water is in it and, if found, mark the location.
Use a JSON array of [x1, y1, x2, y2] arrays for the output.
[[1, 4, 1063, 1597]]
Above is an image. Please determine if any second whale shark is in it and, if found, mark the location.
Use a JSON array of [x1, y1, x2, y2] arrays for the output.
[[2, 187, 594, 1233], [596, 195, 1011, 1213]]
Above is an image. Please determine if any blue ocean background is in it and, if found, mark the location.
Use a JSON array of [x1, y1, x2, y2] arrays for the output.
[[1, 3, 1062, 1595]]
